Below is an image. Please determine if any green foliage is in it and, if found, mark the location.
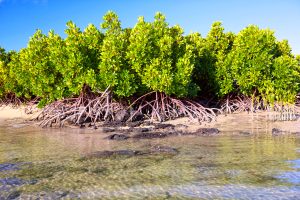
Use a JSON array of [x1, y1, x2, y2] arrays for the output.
[[296, 55, 300, 93], [0, 49, 21, 98], [0, 47, 10, 97], [8, 22, 103, 106], [128, 12, 198, 97], [6, 51, 31, 98], [221, 25, 299, 103], [223, 26, 277, 97], [269, 55, 299, 103], [54, 21, 103, 95], [193, 22, 235, 97], [297, 55, 300, 93], [276, 39, 292, 56], [296, 55, 300, 66], [4, 22, 103, 106], [0, 11, 299, 106], [9, 30, 64, 104], [99, 11, 137, 97]]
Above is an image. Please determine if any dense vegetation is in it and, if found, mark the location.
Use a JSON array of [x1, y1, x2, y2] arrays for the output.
[[0, 11, 299, 125]]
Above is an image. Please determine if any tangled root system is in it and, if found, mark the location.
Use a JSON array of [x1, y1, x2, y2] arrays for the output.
[[128, 92, 219, 123], [36, 88, 123, 127]]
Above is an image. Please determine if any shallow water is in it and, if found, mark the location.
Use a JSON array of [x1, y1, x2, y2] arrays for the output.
[[0, 113, 300, 199]]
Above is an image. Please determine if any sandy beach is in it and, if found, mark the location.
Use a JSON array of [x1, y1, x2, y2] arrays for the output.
[[0, 105, 299, 135], [0, 105, 40, 121]]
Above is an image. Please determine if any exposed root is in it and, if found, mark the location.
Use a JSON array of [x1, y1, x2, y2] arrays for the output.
[[294, 95, 300, 115], [35, 91, 300, 127], [0, 93, 27, 107], [220, 95, 300, 121], [36, 88, 123, 127], [220, 95, 270, 113], [127, 92, 219, 123], [24, 97, 40, 114]]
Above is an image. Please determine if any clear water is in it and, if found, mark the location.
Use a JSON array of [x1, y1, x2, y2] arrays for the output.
[[0, 114, 300, 199]]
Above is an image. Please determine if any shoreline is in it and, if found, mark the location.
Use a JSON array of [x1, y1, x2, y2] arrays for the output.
[[0, 105, 39, 121], [0, 105, 299, 137]]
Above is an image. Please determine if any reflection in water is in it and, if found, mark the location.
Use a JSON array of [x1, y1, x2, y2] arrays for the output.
[[0, 113, 299, 199]]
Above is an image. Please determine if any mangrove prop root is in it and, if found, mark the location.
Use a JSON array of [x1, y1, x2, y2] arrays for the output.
[[127, 92, 219, 123], [37, 92, 299, 127], [220, 96, 255, 114], [36, 88, 123, 127], [0, 93, 26, 107], [220, 95, 300, 120]]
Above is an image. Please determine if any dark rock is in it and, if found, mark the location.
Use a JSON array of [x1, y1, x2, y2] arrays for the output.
[[165, 192, 172, 199], [132, 127, 153, 133], [77, 117, 92, 125], [239, 131, 251, 135], [28, 179, 38, 185], [85, 117, 92, 123], [132, 132, 166, 139], [154, 123, 175, 130], [55, 191, 69, 198], [101, 127, 118, 133], [79, 124, 85, 128], [292, 132, 300, 136], [130, 110, 144, 122], [105, 134, 129, 141], [87, 123, 92, 127], [150, 145, 179, 155], [7, 191, 21, 200], [272, 128, 284, 136], [190, 128, 220, 136], [85, 150, 141, 159], [84, 147, 179, 159], [132, 131, 177, 139], [115, 109, 130, 122], [103, 121, 125, 127], [64, 116, 77, 125], [77, 118, 85, 125], [127, 121, 144, 127], [197, 164, 220, 175]]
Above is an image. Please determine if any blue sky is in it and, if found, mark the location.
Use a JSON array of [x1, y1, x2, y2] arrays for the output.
[[0, 0, 299, 54]]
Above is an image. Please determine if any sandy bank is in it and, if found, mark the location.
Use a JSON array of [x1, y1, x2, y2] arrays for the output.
[[0, 105, 299, 135], [0, 105, 40, 121], [163, 112, 299, 134]]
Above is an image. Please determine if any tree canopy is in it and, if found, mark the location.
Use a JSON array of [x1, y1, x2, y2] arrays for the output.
[[0, 11, 299, 107]]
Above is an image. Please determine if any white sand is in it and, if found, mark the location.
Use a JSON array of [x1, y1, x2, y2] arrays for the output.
[[0, 105, 40, 121]]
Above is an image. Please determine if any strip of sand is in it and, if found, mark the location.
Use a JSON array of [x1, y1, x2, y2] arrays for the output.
[[0, 105, 299, 135], [0, 105, 40, 121]]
